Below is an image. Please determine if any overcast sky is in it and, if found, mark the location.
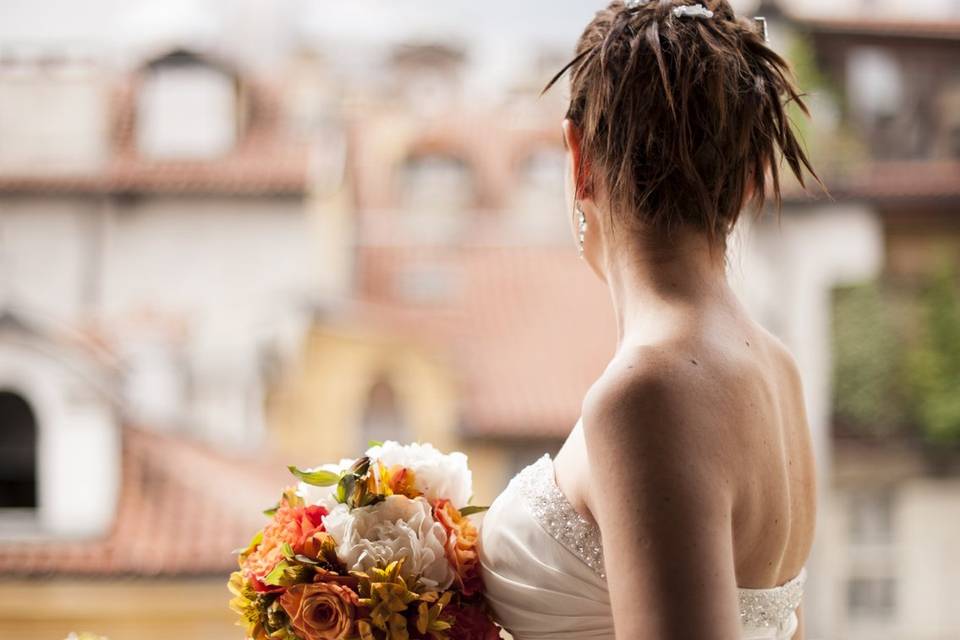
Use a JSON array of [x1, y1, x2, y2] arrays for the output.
[[2, 0, 950, 70]]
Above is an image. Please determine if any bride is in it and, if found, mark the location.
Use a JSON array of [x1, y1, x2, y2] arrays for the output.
[[478, 1, 819, 639]]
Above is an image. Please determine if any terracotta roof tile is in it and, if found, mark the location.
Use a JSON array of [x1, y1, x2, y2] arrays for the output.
[[350, 245, 618, 438], [799, 16, 960, 40], [839, 161, 960, 201], [0, 426, 288, 577], [780, 161, 960, 204]]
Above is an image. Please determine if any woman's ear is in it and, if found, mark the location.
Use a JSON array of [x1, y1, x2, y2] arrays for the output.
[[562, 118, 589, 201]]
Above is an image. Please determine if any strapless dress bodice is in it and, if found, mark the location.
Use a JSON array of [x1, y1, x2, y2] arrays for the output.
[[478, 454, 806, 640]]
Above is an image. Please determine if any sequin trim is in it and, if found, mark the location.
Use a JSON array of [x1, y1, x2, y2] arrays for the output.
[[737, 567, 807, 629], [512, 453, 806, 629], [513, 454, 606, 578]]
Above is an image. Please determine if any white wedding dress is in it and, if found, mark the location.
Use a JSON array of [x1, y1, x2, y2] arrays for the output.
[[478, 454, 806, 640]]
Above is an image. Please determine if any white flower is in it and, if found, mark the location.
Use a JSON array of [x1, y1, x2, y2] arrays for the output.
[[296, 458, 354, 509], [322, 495, 454, 590], [365, 441, 472, 508]]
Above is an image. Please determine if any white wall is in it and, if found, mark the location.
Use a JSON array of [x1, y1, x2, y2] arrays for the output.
[[0, 194, 318, 449], [0, 336, 120, 538], [0, 64, 110, 174]]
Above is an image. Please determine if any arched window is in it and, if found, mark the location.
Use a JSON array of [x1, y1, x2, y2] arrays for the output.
[[509, 146, 568, 239], [514, 146, 565, 214], [360, 375, 410, 448], [0, 391, 38, 509], [137, 50, 238, 159], [398, 153, 477, 214]]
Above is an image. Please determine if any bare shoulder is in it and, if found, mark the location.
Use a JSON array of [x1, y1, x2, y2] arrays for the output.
[[757, 323, 805, 394], [580, 343, 741, 632], [581, 344, 732, 495]]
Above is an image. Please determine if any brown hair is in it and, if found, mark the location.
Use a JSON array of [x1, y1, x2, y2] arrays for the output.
[[544, 0, 822, 247]]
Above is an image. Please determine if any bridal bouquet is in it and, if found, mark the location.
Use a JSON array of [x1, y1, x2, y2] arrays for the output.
[[228, 441, 501, 640]]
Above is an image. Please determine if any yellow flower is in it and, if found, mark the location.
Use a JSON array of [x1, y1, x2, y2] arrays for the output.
[[228, 570, 270, 640], [364, 462, 421, 502], [353, 559, 422, 639], [415, 591, 454, 639]]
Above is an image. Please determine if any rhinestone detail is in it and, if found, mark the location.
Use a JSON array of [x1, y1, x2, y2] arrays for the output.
[[737, 567, 807, 629], [513, 454, 606, 578], [512, 453, 806, 629]]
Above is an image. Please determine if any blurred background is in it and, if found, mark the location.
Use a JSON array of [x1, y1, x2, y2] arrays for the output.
[[0, 0, 957, 638]]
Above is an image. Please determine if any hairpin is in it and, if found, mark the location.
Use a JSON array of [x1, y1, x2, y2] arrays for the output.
[[624, 0, 647, 8], [753, 16, 769, 42], [672, 3, 714, 19]]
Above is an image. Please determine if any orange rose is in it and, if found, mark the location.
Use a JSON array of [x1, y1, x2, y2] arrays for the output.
[[244, 498, 328, 582], [279, 582, 360, 640], [433, 500, 482, 596]]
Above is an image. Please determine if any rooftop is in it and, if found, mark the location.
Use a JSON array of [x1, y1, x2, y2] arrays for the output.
[[0, 426, 286, 578]]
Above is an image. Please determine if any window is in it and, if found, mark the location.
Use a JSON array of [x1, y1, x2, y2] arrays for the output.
[[846, 47, 903, 122], [360, 375, 410, 448], [845, 488, 898, 624], [513, 147, 566, 218], [847, 577, 897, 620], [137, 52, 237, 159], [398, 154, 476, 214], [848, 488, 895, 545], [0, 390, 38, 509]]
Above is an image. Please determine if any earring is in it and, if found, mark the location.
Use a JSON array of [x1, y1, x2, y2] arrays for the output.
[[576, 204, 588, 258]]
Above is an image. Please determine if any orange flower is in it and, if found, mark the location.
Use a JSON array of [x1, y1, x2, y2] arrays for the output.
[[279, 581, 360, 640], [433, 500, 482, 596], [243, 495, 328, 582]]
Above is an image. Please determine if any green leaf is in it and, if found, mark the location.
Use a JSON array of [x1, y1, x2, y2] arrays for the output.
[[368, 440, 384, 448], [288, 465, 340, 487], [336, 474, 356, 505], [231, 529, 264, 555], [264, 560, 290, 586], [263, 503, 279, 517], [281, 542, 295, 560], [459, 505, 490, 517]]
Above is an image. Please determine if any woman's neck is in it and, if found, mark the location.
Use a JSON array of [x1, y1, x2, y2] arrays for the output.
[[600, 227, 735, 348]]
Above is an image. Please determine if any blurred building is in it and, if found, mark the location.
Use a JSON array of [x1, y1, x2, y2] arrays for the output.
[[268, 42, 617, 495], [794, 13, 960, 640], [0, 45, 322, 638], [0, 2, 958, 640]]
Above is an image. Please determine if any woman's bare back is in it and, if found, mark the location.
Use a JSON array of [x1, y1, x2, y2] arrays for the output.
[[554, 306, 817, 591]]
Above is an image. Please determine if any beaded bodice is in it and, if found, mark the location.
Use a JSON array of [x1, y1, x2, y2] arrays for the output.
[[490, 453, 807, 636], [512, 454, 606, 578]]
